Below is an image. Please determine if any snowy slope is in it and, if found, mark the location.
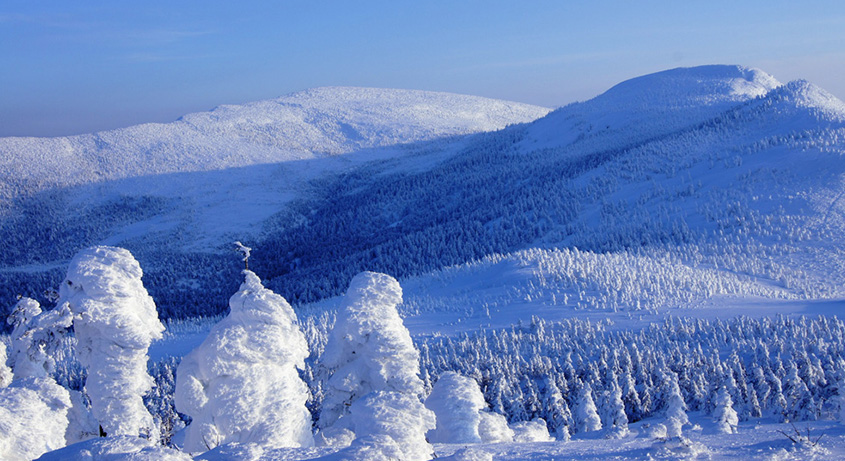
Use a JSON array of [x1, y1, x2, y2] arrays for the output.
[[4, 65, 845, 322], [524, 65, 781, 150], [0, 87, 549, 206], [242, 66, 845, 308]]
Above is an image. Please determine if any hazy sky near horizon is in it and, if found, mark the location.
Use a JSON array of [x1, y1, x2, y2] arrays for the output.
[[2, 1, 844, 137]]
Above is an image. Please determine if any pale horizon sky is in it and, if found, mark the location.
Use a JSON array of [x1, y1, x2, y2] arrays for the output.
[[2, 1, 844, 137]]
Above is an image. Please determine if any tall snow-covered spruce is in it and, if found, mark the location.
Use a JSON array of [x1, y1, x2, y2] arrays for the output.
[[175, 269, 313, 452], [58, 246, 164, 440], [319, 271, 435, 461]]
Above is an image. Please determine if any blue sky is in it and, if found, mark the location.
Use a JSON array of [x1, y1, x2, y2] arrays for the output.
[[2, 1, 844, 137]]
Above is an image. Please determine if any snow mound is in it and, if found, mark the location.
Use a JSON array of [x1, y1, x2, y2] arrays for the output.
[[35, 435, 191, 461]]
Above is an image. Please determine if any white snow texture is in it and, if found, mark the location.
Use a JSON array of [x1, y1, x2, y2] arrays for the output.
[[0, 377, 72, 461], [320, 271, 426, 427], [175, 270, 313, 452]]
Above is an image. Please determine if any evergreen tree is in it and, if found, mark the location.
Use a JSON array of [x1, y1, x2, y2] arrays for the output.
[[175, 270, 314, 452], [601, 381, 629, 438], [574, 381, 602, 433], [58, 246, 163, 440], [713, 386, 738, 434]]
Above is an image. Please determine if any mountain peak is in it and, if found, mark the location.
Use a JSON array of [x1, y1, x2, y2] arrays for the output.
[[772, 79, 845, 121], [524, 64, 783, 149], [600, 65, 780, 108]]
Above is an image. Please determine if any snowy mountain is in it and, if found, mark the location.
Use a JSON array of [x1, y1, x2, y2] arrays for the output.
[[0, 89, 549, 317], [0, 87, 549, 205], [248, 65, 845, 309], [3, 65, 845, 322]]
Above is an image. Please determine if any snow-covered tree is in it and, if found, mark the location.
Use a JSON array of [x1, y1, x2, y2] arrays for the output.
[[660, 371, 688, 438], [712, 386, 738, 434], [478, 411, 514, 443], [57, 246, 164, 440], [0, 340, 73, 460], [836, 377, 845, 424], [511, 418, 553, 442], [601, 382, 629, 437], [175, 270, 313, 452], [7, 297, 72, 380], [541, 377, 573, 441], [425, 371, 486, 443], [783, 362, 817, 422], [0, 339, 12, 388], [339, 391, 435, 461], [574, 382, 602, 433], [319, 271, 434, 460]]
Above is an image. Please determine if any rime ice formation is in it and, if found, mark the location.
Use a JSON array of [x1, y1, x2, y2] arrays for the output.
[[175, 270, 313, 452], [58, 246, 164, 440]]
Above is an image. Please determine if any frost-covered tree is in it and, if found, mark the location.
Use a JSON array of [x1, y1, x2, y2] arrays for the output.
[[175, 270, 313, 452], [511, 418, 553, 442], [57, 246, 164, 440], [574, 382, 602, 433], [0, 341, 73, 460], [836, 377, 845, 424], [713, 386, 738, 434], [319, 271, 434, 460], [478, 411, 514, 443], [601, 382, 629, 437], [336, 391, 435, 461], [424, 371, 485, 443], [659, 372, 688, 438], [0, 342, 11, 388], [321, 272, 426, 425], [541, 377, 573, 441], [783, 362, 817, 422], [7, 297, 72, 380]]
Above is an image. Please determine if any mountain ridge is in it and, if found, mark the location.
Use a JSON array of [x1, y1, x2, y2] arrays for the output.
[[2, 65, 845, 321], [0, 87, 550, 207]]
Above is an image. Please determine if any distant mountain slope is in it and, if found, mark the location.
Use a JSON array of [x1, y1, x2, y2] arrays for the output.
[[249, 65, 845, 305], [3, 65, 845, 322], [0, 87, 550, 206], [524, 65, 781, 149]]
